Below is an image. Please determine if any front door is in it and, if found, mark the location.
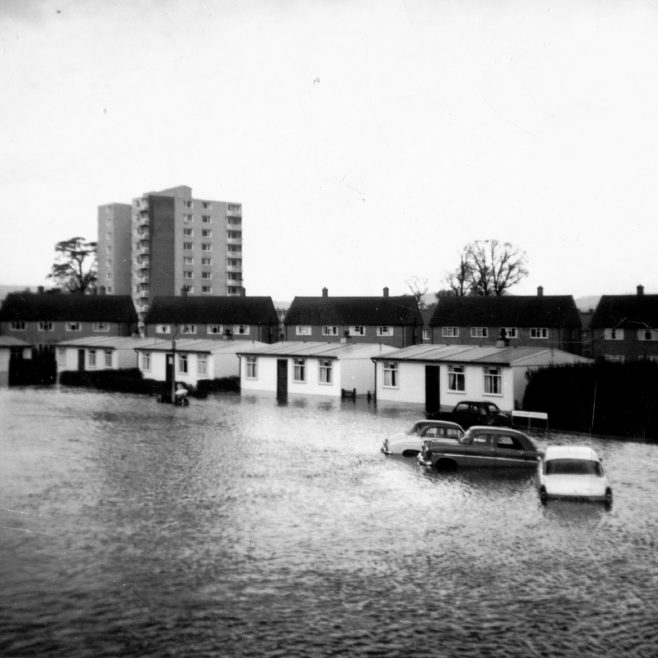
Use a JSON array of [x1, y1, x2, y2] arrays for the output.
[[425, 365, 440, 416], [276, 359, 288, 401], [166, 354, 174, 388], [77, 349, 85, 371]]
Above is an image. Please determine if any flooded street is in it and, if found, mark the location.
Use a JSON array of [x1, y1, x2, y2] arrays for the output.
[[1, 388, 657, 657]]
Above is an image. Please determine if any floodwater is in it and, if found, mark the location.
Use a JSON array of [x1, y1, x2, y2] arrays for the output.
[[1, 388, 657, 658]]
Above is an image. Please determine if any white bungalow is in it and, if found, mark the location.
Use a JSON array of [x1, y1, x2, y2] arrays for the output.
[[55, 336, 157, 372], [237, 341, 397, 399], [0, 336, 32, 386], [371, 344, 592, 414], [134, 338, 267, 387]]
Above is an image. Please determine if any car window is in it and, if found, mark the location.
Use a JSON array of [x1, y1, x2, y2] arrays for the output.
[[455, 403, 468, 412], [422, 427, 438, 438], [471, 433, 491, 445], [545, 459, 603, 476], [495, 435, 521, 450], [487, 403, 499, 414]]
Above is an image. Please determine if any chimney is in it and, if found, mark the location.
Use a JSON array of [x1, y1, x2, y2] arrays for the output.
[[383, 287, 389, 298], [537, 286, 544, 297], [322, 287, 328, 298], [637, 284, 644, 296]]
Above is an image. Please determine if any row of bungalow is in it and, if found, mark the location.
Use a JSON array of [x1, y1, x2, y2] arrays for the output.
[[0, 285, 656, 410]]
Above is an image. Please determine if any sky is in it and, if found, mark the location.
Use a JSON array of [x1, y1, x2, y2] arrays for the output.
[[1, 0, 658, 302]]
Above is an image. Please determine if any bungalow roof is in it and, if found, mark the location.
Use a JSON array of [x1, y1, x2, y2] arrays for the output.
[[430, 295, 581, 328], [0, 336, 31, 348], [591, 294, 658, 329], [144, 296, 278, 325], [236, 340, 397, 360], [0, 293, 137, 323], [133, 338, 267, 354], [284, 296, 422, 327], [54, 336, 160, 350]]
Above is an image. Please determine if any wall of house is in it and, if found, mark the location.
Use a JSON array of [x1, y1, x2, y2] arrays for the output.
[[240, 355, 278, 394], [283, 325, 419, 348], [590, 329, 658, 362], [56, 346, 119, 371], [339, 358, 378, 395], [143, 323, 271, 341], [1, 321, 132, 347]]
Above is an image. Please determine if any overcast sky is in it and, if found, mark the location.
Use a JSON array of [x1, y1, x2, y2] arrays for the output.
[[1, 0, 657, 301]]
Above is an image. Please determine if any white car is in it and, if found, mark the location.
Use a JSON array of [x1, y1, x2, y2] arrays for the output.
[[537, 446, 612, 506], [381, 420, 464, 457]]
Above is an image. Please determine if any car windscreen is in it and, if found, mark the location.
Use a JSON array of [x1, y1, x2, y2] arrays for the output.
[[545, 459, 603, 476]]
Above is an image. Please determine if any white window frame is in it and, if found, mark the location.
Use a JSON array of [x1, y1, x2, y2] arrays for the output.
[[183, 256, 194, 265], [202, 229, 212, 237], [201, 286, 212, 293], [293, 358, 306, 383], [88, 349, 97, 367], [322, 325, 339, 336], [142, 351, 151, 371], [442, 327, 459, 338], [470, 327, 488, 338], [201, 257, 212, 265], [38, 321, 54, 332], [207, 324, 223, 335], [483, 366, 502, 395], [319, 359, 333, 384], [201, 243, 212, 252], [155, 324, 171, 334], [93, 322, 109, 332], [448, 364, 465, 392], [178, 354, 188, 374], [198, 355, 208, 377], [502, 327, 518, 339], [183, 242, 193, 250], [201, 272, 212, 280], [245, 356, 257, 379], [638, 328, 658, 341], [234, 325, 249, 335], [383, 361, 398, 388], [181, 324, 197, 335], [183, 228, 193, 236], [530, 328, 549, 339], [296, 325, 312, 336], [10, 321, 26, 331], [349, 326, 366, 336], [604, 328, 624, 340], [377, 326, 394, 337], [104, 350, 113, 368]]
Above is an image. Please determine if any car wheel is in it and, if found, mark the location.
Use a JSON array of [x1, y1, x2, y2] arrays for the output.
[[435, 459, 457, 472], [402, 450, 418, 458], [539, 487, 547, 505]]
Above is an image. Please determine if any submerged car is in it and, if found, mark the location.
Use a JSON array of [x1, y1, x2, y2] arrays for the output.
[[417, 426, 542, 471], [381, 420, 464, 457], [537, 446, 612, 506]]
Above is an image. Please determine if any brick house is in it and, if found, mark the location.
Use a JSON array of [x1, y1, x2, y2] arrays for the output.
[[283, 287, 423, 348], [429, 287, 582, 355]]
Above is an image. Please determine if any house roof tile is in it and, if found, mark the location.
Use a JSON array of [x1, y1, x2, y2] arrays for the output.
[[144, 296, 278, 325], [591, 294, 658, 329]]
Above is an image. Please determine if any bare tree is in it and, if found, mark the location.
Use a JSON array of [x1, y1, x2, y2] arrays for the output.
[[406, 275, 430, 309], [48, 237, 98, 293], [444, 240, 528, 296]]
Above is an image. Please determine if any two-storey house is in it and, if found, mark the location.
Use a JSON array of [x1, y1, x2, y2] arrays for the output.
[[429, 287, 582, 355], [590, 285, 658, 362], [283, 287, 423, 348]]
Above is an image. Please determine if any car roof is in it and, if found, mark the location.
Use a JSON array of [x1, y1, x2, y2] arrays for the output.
[[544, 445, 600, 461], [467, 426, 526, 436], [417, 420, 463, 429]]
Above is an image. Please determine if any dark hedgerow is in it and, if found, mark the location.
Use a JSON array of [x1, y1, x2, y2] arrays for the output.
[[59, 369, 162, 395], [195, 377, 240, 394], [523, 360, 658, 440]]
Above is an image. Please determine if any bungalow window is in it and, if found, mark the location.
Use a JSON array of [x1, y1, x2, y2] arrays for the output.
[[142, 351, 151, 371], [155, 325, 171, 334], [178, 354, 188, 374], [322, 326, 339, 336], [442, 327, 459, 338], [448, 365, 465, 392], [319, 359, 332, 384], [483, 367, 502, 395], [530, 328, 549, 339], [638, 328, 658, 341], [383, 361, 398, 387], [502, 327, 518, 339], [604, 328, 624, 340], [293, 358, 306, 383], [245, 356, 257, 379], [38, 321, 54, 332], [10, 321, 25, 331], [234, 325, 249, 335], [207, 324, 223, 335], [88, 350, 97, 367], [377, 326, 394, 336], [181, 324, 197, 335], [470, 327, 488, 338], [198, 355, 208, 377], [93, 322, 109, 332], [66, 322, 81, 332], [349, 326, 366, 336], [296, 325, 312, 336], [104, 350, 112, 368]]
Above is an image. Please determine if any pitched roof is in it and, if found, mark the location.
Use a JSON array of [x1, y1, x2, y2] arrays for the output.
[[429, 295, 581, 328], [0, 293, 137, 323], [132, 338, 267, 354], [591, 294, 658, 329], [284, 296, 422, 327], [235, 340, 398, 359], [144, 296, 278, 325]]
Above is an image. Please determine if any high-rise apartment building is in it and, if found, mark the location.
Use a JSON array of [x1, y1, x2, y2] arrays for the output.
[[97, 203, 132, 295], [98, 185, 244, 322]]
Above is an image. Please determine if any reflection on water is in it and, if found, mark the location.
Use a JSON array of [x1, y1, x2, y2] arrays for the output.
[[1, 388, 657, 657]]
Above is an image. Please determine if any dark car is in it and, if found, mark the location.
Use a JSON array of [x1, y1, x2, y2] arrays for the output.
[[417, 426, 542, 472], [432, 400, 511, 429]]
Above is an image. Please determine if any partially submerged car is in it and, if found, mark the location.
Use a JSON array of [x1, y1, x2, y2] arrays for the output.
[[537, 446, 612, 506], [417, 426, 542, 471], [382, 420, 464, 457]]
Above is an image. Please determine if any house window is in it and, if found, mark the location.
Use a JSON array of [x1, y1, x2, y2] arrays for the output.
[[293, 358, 306, 382], [234, 325, 249, 335], [181, 324, 197, 335], [183, 256, 194, 265], [88, 350, 97, 367], [201, 272, 212, 280], [448, 365, 465, 392], [296, 325, 312, 336], [484, 367, 502, 395], [246, 356, 257, 379], [530, 328, 549, 339], [322, 326, 339, 336], [604, 328, 625, 340], [183, 242, 193, 250], [502, 328, 518, 339], [184, 200, 193, 208], [350, 326, 366, 336], [383, 362, 398, 387], [142, 352, 151, 371], [377, 326, 393, 336], [93, 322, 109, 332], [470, 327, 488, 338], [201, 257, 212, 265], [637, 328, 658, 341], [155, 324, 171, 334], [201, 285, 212, 293], [104, 350, 112, 367], [198, 355, 208, 377], [38, 321, 54, 332], [183, 228, 193, 236], [183, 213, 193, 223], [207, 324, 223, 335], [10, 321, 25, 331], [202, 202, 210, 209], [202, 215, 211, 223], [202, 229, 212, 237], [183, 271, 193, 279], [201, 243, 212, 252], [319, 359, 332, 384], [442, 327, 459, 338], [178, 354, 188, 373]]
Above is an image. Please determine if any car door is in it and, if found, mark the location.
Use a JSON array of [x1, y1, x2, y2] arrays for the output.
[[493, 433, 533, 467], [460, 431, 496, 466]]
